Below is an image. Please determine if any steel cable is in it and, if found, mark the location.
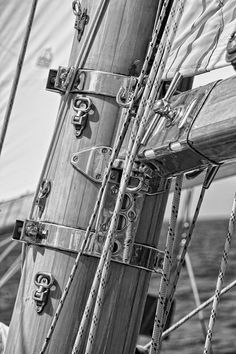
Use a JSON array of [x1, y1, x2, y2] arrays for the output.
[[141, 278, 236, 351], [203, 193, 236, 353], [150, 174, 183, 354], [80, 1, 185, 353], [144, 167, 212, 352], [0, 0, 38, 158]]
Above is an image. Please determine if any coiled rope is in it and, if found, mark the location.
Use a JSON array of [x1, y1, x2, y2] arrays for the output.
[[150, 174, 183, 354], [203, 193, 236, 353], [0, 0, 38, 158], [72, 1, 185, 353]]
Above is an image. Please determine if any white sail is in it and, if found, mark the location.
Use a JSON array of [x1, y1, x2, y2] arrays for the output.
[[0, 0, 73, 199], [163, 0, 236, 79]]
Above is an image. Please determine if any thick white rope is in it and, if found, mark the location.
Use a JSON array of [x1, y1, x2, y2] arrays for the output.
[[0, 0, 38, 158], [150, 174, 183, 354], [75, 2, 186, 353], [203, 193, 236, 353]]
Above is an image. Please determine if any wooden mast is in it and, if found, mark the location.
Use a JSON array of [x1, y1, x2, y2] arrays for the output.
[[5, 1, 169, 353]]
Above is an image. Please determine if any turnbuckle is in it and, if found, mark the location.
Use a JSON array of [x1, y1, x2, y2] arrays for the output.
[[72, 95, 92, 137], [32, 272, 54, 313]]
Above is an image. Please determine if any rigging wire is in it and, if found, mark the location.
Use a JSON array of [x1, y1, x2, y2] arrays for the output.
[[0, 0, 38, 158], [30, 0, 110, 221], [150, 174, 183, 354], [0, 256, 21, 290], [140, 278, 236, 350], [144, 166, 215, 352], [72, 1, 184, 353], [178, 188, 213, 352], [203, 193, 236, 353], [38, 1, 111, 353], [71, 1, 174, 352]]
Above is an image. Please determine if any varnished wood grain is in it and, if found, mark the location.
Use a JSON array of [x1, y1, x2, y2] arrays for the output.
[[5, 1, 167, 354]]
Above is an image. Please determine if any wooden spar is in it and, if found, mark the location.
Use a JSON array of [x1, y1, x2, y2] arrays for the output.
[[5, 1, 170, 354], [139, 76, 236, 176]]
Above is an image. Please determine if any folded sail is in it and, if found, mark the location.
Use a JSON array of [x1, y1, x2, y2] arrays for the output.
[[163, 0, 236, 79]]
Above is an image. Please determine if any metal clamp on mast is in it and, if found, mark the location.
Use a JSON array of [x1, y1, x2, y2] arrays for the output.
[[12, 219, 164, 273]]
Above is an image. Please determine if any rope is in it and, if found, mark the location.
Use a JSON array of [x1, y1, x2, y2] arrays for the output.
[[150, 174, 183, 354], [30, 0, 110, 221], [0, 0, 38, 158], [71, 2, 174, 352], [142, 278, 236, 351], [203, 193, 236, 353], [162, 171, 208, 328], [0, 256, 21, 289], [38, 2, 110, 353], [0, 237, 12, 249], [144, 166, 215, 352], [79, 2, 185, 352], [0, 242, 17, 265], [185, 253, 210, 341], [180, 189, 212, 351]]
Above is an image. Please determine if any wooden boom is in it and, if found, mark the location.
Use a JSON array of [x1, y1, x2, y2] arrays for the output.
[[5, 1, 169, 354], [139, 76, 236, 176]]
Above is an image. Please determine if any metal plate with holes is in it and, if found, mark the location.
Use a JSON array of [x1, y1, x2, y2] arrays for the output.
[[13, 219, 164, 273]]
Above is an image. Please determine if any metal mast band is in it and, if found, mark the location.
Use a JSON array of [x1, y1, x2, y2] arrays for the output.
[[13, 219, 164, 273]]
